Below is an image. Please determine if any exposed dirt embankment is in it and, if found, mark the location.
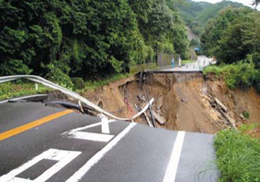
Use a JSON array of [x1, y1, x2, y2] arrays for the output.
[[82, 73, 260, 135], [187, 26, 199, 41]]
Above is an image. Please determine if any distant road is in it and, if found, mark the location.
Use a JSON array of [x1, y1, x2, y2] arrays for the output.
[[149, 56, 213, 73]]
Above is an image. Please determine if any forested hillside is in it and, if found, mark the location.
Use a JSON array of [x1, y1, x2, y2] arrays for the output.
[[200, 5, 260, 182], [0, 0, 188, 87], [176, 0, 247, 35], [201, 7, 259, 65], [202, 6, 260, 90]]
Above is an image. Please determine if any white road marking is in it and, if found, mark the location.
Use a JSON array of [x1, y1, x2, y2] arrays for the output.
[[63, 119, 115, 142], [62, 120, 117, 136], [66, 122, 136, 182], [163, 131, 185, 182], [0, 149, 81, 182], [62, 119, 116, 142], [69, 131, 114, 142], [101, 116, 110, 134], [9, 177, 32, 182]]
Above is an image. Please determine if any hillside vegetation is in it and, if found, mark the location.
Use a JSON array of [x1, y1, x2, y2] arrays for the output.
[[202, 6, 260, 89], [0, 0, 189, 87], [204, 62, 260, 91], [201, 7, 260, 65], [200, 4, 260, 180], [214, 126, 260, 182], [176, 0, 247, 35]]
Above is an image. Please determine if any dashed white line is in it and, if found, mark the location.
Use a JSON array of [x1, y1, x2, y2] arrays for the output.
[[66, 122, 136, 182], [163, 131, 185, 182]]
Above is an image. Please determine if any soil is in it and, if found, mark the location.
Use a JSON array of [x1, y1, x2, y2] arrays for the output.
[[187, 26, 199, 41], [81, 73, 260, 135]]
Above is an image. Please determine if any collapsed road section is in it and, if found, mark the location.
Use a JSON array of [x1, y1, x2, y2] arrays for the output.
[[0, 75, 219, 182], [82, 72, 260, 135], [0, 101, 219, 182], [2, 72, 260, 181]]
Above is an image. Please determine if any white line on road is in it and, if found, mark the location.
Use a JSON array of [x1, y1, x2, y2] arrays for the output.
[[66, 122, 136, 182], [63, 119, 116, 142], [69, 131, 114, 142], [0, 149, 81, 182], [101, 116, 110, 134], [61, 120, 117, 136], [163, 131, 185, 182], [8, 177, 31, 182]]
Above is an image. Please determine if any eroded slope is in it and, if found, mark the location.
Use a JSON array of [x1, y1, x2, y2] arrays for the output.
[[82, 73, 260, 135]]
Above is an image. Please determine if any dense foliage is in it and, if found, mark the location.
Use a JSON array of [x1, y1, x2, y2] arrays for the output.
[[201, 7, 260, 68], [203, 63, 260, 90], [176, 0, 246, 35], [214, 126, 260, 182], [0, 0, 188, 86]]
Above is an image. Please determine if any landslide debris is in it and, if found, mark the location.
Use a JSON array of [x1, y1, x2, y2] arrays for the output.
[[81, 73, 260, 135]]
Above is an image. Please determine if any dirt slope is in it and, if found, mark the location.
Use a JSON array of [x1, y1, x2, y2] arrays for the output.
[[187, 26, 199, 41], [82, 73, 260, 135]]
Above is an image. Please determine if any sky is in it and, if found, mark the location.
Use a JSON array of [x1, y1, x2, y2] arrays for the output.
[[193, 0, 257, 9]]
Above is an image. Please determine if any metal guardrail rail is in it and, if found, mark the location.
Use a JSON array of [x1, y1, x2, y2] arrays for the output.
[[0, 75, 154, 122]]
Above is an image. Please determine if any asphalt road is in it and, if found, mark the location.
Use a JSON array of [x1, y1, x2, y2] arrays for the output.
[[150, 56, 213, 73], [0, 101, 219, 182]]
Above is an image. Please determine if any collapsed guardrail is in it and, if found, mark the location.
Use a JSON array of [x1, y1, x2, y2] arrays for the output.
[[0, 75, 154, 122]]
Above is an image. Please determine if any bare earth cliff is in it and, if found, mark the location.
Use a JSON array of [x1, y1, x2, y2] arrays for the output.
[[82, 73, 260, 136]]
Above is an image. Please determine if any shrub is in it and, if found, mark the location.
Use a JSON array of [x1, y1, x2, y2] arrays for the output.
[[71, 77, 85, 90], [204, 62, 259, 90], [242, 111, 250, 119], [45, 63, 74, 89], [190, 39, 200, 47]]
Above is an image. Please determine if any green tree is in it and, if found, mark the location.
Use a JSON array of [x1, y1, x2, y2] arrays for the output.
[[129, 0, 189, 59], [201, 7, 252, 60], [0, 0, 189, 84], [190, 39, 200, 47], [201, 6, 260, 67], [0, 0, 147, 78], [252, 0, 260, 10]]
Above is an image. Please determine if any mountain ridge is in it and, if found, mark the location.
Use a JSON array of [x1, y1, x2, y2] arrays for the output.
[[176, 0, 250, 35]]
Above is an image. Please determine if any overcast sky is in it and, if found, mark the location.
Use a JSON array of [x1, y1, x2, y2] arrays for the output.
[[193, 0, 257, 9]]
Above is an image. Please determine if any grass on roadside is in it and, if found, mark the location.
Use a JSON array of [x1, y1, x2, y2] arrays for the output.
[[0, 82, 51, 101], [214, 125, 260, 182], [79, 73, 131, 92], [129, 63, 157, 74], [0, 73, 132, 101]]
